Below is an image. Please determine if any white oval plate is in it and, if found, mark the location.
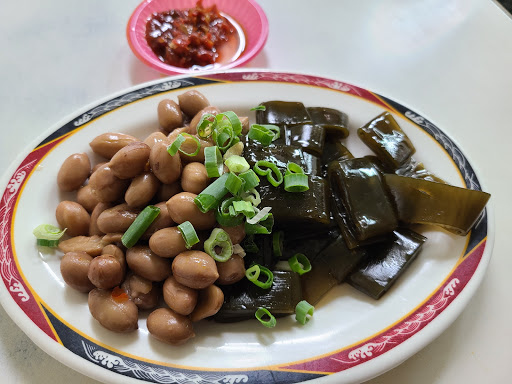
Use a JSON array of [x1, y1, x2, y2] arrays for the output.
[[0, 70, 493, 384]]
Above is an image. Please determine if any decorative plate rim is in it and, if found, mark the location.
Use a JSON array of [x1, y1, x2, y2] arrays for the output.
[[0, 69, 494, 384]]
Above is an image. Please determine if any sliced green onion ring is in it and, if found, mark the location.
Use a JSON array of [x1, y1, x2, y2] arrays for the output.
[[213, 123, 235, 152], [295, 300, 314, 325], [215, 197, 245, 227], [232, 243, 246, 257], [272, 231, 284, 257], [284, 173, 310, 192], [241, 188, 261, 206], [245, 264, 274, 289], [223, 142, 244, 160], [167, 134, 186, 156], [194, 173, 230, 213], [255, 307, 276, 328], [177, 221, 199, 249], [285, 162, 305, 176], [250, 105, 266, 111], [246, 206, 271, 224], [232, 200, 255, 218], [226, 172, 243, 196], [245, 213, 274, 235], [253, 160, 283, 187], [204, 228, 233, 262], [121, 205, 161, 248], [225, 155, 250, 174], [204, 146, 224, 178], [179, 133, 200, 157], [248, 124, 275, 146], [216, 111, 242, 136], [37, 239, 60, 247], [196, 113, 216, 138], [288, 253, 312, 275], [239, 170, 260, 191], [33, 224, 66, 241]]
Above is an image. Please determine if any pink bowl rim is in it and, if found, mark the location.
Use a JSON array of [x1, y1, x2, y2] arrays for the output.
[[126, 0, 269, 75]]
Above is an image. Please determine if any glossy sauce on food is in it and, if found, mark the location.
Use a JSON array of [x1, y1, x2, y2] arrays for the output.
[[145, 1, 245, 69]]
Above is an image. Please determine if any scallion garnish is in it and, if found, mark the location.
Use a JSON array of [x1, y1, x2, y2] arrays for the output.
[[246, 206, 271, 224], [223, 142, 244, 160], [254, 160, 283, 187], [216, 111, 242, 136], [241, 188, 261, 206], [295, 300, 314, 325], [245, 264, 274, 289], [239, 170, 260, 191], [255, 307, 276, 328], [33, 224, 67, 247], [167, 133, 201, 157], [167, 134, 186, 156], [196, 113, 216, 138], [204, 146, 224, 178], [232, 243, 246, 257], [288, 253, 312, 275], [121, 205, 161, 248], [245, 213, 274, 235], [213, 122, 235, 152], [226, 172, 243, 195], [177, 221, 199, 249], [243, 235, 259, 253], [284, 162, 309, 192], [248, 124, 280, 146], [232, 200, 255, 218], [204, 228, 233, 262], [194, 172, 230, 213], [225, 155, 250, 174], [272, 231, 284, 257], [250, 105, 266, 111], [215, 197, 245, 227]]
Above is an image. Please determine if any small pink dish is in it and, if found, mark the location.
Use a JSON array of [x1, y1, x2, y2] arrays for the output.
[[127, 0, 269, 75]]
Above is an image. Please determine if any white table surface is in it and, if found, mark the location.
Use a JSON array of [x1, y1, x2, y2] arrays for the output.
[[1, 0, 511, 383]]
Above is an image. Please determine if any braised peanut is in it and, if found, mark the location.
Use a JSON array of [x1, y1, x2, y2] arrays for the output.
[[89, 202, 111, 236], [126, 245, 172, 282], [56, 201, 90, 237], [57, 153, 91, 192], [149, 227, 188, 258], [88, 255, 123, 289], [178, 90, 210, 118], [88, 288, 138, 333], [166, 192, 215, 230], [216, 254, 246, 285], [141, 201, 174, 240], [189, 106, 220, 133], [144, 131, 170, 149], [60, 251, 95, 293], [220, 224, 246, 245], [181, 162, 209, 194], [89, 132, 139, 159], [102, 244, 126, 275], [149, 141, 182, 184], [172, 250, 219, 289], [158, 99, 184, 132], [190, 284, 224, 322], [77, 185, 101, 213], [147, 308, 195, 345], [163, 276, 198, 316], [96, 203, 140, 234], [109, 142, 151, 179], [58, 235, 109, 256], [155, 181, 182, 202], [125, 172, 160, 207], [121, 273, 159, 310], [88, 164, 129, 203]]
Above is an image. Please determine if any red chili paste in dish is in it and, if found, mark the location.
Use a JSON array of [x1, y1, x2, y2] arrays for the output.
[[145, 0, 240, 69]]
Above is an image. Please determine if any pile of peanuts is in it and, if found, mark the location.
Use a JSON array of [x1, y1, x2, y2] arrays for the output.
[[54, 90, 250, 345]]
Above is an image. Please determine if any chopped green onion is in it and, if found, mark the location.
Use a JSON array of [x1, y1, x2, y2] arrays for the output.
[[250, 105, 266, 111], [36, 239, 60, 247], [288, 253, 312, 275], [248, 124, 275, 146], [241, 188, 261, 206], [178, 133, 200, 157], [196, 113, 216, 138], [33, 224, 66, 242], [245, 264, 274, 289], [121, 205, 161, 248], [204, 228, 233, 262], [226, 172, 243, 195], [245, 213, 274, 235], [216, 111, 242, 136], [213, 123, 235, 152], [246, 206, 271, 224], [177, 221, 199, 249], [194, 173, 230, 213], [255, 307, 276, 328], [254, 160, 283, 187], [233, 243, 246, 257], [215, 197, 245, 227], [167, 134, 186, 156], [225, 155, 250, 174], [284, 173, 310, 192], [239, 170, 260, 191], [232, 200, 255, 218], [295, 300, 314, 325], [285, 162, 305, 175], [242, 234, 259, 253], [273, 231, 284, 257], [204, 146, 224, 178], [223, 142, 244, 160]]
